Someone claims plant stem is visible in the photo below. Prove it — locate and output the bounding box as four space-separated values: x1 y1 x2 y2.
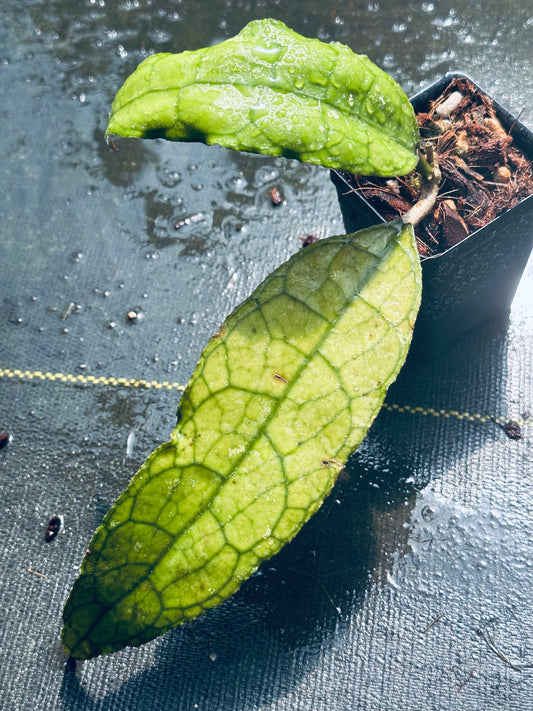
402 147 441 227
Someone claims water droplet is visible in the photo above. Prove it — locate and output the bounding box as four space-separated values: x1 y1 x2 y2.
126 430 135 458
421 505 436 522
158 169 181 188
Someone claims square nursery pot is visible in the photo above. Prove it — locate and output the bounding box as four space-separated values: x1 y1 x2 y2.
331 71 533 358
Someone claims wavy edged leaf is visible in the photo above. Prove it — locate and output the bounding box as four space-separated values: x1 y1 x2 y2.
106 19 419 176
62 220 421 659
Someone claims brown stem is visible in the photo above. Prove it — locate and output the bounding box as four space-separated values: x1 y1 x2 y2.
402 148 441 227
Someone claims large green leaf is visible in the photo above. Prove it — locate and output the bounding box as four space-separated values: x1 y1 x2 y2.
106 19 419 176
62 220 421 659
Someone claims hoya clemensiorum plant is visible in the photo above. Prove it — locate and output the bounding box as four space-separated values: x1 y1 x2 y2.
62 19 430 659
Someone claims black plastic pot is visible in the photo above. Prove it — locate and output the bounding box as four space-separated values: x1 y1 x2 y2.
331 72 533 358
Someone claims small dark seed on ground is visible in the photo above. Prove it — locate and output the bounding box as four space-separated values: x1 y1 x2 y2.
503 420 522 440
45 515 63 542
270 187 283 206
300 234 319 247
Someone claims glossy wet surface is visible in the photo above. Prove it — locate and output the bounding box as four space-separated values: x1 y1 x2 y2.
1 2 532 709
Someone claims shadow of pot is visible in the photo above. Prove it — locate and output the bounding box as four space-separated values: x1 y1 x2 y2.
331 71 533 359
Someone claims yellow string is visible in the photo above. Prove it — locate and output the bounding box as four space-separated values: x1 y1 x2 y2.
0 367 185 391
381 402 530 428
0 366 530 428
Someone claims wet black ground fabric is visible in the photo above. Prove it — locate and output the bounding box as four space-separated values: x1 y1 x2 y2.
1 1 532 709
